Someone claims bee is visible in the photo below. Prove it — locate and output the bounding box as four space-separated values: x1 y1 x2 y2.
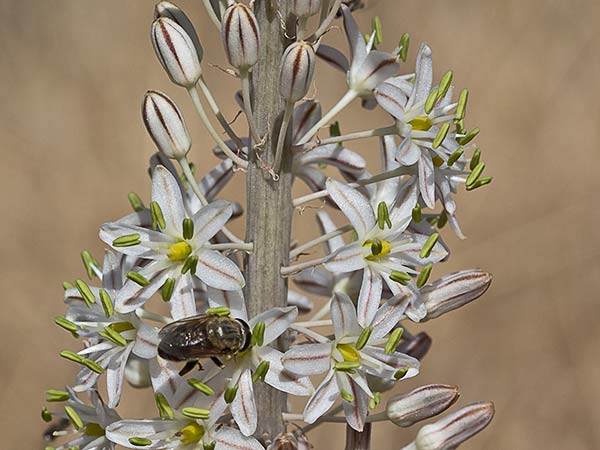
158 314 251 363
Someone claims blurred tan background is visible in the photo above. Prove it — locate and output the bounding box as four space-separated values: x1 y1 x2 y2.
1 0 599 448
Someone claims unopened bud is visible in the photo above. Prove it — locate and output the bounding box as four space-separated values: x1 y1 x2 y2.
151 17 202 87
291 0 322 18
142 90 191 160
222 3 260 71
397 332 432 361
405 402 494 450
154 2 203 59
421 270 492 321
387 384 459 427
280 41 316 103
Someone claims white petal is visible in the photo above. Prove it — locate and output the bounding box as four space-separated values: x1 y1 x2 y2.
282 343 332 376
338 373 370 431
102 251 125 291
99 223 170 258
375 81 407 120
230 369 257 436
200 160 234 201
396 137 421 166
331 292 360 339
105 419 174 448
250 306 297 345
168 272 197 320
363 347 420 379
259 347 314 396
208 287 248 321
341 5 366 66
107 345 133 408
132 323 159 359
316 44 350 73
292 101 322 144
371 293 411 338
287 290 314 314
325 243 366 274
407 43 433 108
326 179 375 237
351 51 399 92
297 144 366 174
393 234 448 266
115 265 171 313
357 267 383 328
152 165 187 236
418 151 436 209
196 248 245 290
316 211 346 254
303 371 339 424
149 357 180 403
193 200 233 243
215 427 264 450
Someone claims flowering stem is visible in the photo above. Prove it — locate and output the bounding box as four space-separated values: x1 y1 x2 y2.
187 87 249 169
290 225 353 259
240 69 262 145
281 255 330 276
345 423 372 450
299 125 397 149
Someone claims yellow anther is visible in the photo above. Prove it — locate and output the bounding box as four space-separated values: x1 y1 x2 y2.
168 241 192 261
84 423 105 437
409 116 433 131
337 343 361 363
180 423 205 444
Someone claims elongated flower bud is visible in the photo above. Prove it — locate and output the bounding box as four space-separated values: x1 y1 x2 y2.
142 91 191 160
291 0 322 18
154 1 203 59
280 41 316 103
221 3 260 71
403 402 494 450
387 385 459 427
421 270 492 321
397 332 432 360
151 17 202 87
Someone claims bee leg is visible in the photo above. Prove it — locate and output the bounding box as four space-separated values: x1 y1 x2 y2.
179 360 199 376
43 418 70 441
211 356 224 368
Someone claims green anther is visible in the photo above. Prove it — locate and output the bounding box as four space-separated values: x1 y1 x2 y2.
355 327 372 351
455 88 469 120
399 33 410 62
334 361 361 372
99 289 114 318
183 218 194 240
424 88 439 115
432 155 445 167
377 202 392 230
384 327 404 354
161 278 176 302
99 327 127 347
81 250 100 279
416 263 433 288
437 70 453 100
42 406 53 422
370 238 383 256
224 385 238 404
251 322 266 347
369 391 381 409
46 389 70 402
65 405 83 430
470 147 481 170
204 442 216 450
182 407 210 420
128 192 145 212
155 393 174 420
372 16 383 45
447 148 464 166
457 127 479 146
454 118 466 134
420 233 439 259
129 437 153 447
109 321 135 333
84 423 105 437
318 162 328 169
412 205 422 223
252 360 270 382
432 123 450 149
181 255 199 275
350 230 359 242
466 176 493 191
150 201 166 230
45 447 56 450
466 162 486 188
54 317 78 333
437 210 448 229
329 121 342 138
206 306 231 316
340 389 355 403
63 281 75 290
188 378 215 396
394 368 409 380
60 350 84 364
82 358 105 374
127 271 150 287
75 279 96 307
112 234 141 247
389 270 411 285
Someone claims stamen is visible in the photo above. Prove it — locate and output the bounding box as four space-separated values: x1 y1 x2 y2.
447 148 464 166
384 328 404 354
150 201 166 230
183 218 194 240
75 279 95 307
355 327 372 351
340 390 355 403
99 289 114 318
206 306 230 316
432 123 450 149
457 127 479 145
466 162 486 188
181 255 199 275
161 278 176 302
389 271 411 285
369 392 382 409
420 233 440 259
112 234 141 247
399 33 410 62
224 385 238 403
46 389 69 402
251 322 266 347
41 407 52 422
126 271 150 287
129 437 153 447
252 361 270 382
84 423 105 437
155 393 174 420
128 192 145 212
470 147 481 170
182 407 210 420
394 368 409 380
64 405 83 430
179 422 205 444
99 327 127 347
416 263 433 288
412 204 422 223
377 202 392 230
455 88 469 121
337 343 361 362
188 378 215 396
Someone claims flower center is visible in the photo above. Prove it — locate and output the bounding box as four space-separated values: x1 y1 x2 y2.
337 343 361 362
364 238 392 261
179 422 205 444
84 423 105 437
409 115 433 131
168 241 192 261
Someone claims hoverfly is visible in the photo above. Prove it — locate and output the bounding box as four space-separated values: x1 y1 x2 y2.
158 314 251 373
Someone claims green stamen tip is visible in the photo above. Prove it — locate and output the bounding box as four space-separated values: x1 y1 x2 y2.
161 278 176 302
329 121 342 138
82 358 105 374
432 123 450 149
80 250 100 279
384 327 404 354
389 270 411 285
182 407 210 420
65 405 83 430
454 118 466 134
394 368 409 380
466 162 486 187
128 192 145 212
370 238 383 256
204 442 216 450
206 306 231 317
369 392 381 410
355 327 372 351
416 263 433 288
99 289 114 318
181 255 199 275
432 155 445 167
112 233 141 248
60 350 84 364
224 385 238 404
99 327 127 347
420 233 439 259
251 322 266 347
150 201 166 230
457 127 479 146
455 88 469 120
75 279 96 307
155 393 174 420
54 317 78 334
438 70 453 99
377 202 392 230
424 88 439 114
399 33 410 62
372 16 383 45
466 176 493 191
335 361 361 372
447 148 464 166
340 389 355 403
437 210 448 229
188 378 215 396
41 406 53 422
63 281 75 290
46 389 70 402
183 218 194 240
129 437 153 446
45 446 56 450
412 205 422 223
252 360 270 383
470 147 481 170
127 271 150 287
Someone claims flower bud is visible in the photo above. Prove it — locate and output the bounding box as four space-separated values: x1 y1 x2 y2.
291 0 322 18
280 41 316 103
421 270 492 321
142 90 191 160
221 3 260 71
397 332 432 360
405 402 494 450
386 384 459 427
151 17 202 87
154 1 203 59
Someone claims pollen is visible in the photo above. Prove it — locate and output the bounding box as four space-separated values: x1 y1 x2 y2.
409 115 433 131
168 241 192 261
179 422 205 444
337 343 361 362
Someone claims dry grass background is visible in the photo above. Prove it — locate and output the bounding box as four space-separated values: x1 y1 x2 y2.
0 0 599 449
